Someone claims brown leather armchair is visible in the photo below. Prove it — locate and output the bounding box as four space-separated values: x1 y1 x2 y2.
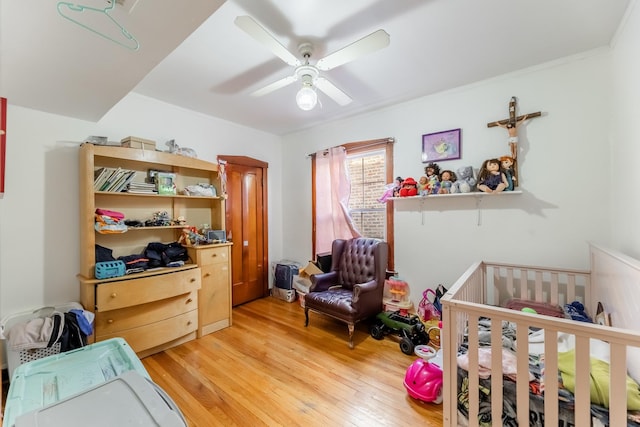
304 238 389 348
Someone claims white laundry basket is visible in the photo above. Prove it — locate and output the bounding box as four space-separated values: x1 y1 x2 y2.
0 302 83 380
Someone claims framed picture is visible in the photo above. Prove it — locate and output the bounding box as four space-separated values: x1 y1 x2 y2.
421 128 461 162
156 172 177 195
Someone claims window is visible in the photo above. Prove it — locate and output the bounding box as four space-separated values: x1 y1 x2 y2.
312 138 396 270
347 150 386 239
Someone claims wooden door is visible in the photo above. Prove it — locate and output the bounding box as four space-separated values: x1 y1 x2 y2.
218 156 269 306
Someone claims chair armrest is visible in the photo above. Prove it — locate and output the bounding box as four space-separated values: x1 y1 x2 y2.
352 279 379 309
353 280 377 297
310 271 338 292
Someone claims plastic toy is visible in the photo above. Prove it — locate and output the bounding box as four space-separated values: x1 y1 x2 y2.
404 345 444 404
370 311 429 355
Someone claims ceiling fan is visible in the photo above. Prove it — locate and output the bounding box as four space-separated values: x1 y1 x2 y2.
234 15 390 110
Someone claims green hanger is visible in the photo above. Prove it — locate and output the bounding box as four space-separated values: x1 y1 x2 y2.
57 1 139 50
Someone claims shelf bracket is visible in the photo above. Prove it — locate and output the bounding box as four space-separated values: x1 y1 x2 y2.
476 196 482 226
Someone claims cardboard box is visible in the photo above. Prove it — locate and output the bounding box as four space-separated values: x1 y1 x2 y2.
298 261 323 279
121 136 156 150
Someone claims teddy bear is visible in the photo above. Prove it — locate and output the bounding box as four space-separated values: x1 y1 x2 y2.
450 165 477 193
399 177 418 197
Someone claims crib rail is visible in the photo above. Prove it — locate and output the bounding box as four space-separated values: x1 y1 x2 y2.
442 260 640 427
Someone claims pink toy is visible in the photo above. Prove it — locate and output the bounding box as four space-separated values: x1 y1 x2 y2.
403 344 443 404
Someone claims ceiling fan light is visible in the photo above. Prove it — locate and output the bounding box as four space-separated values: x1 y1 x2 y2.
296 85 317 111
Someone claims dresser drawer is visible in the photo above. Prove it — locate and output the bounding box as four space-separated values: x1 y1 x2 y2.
96 268 201 312
95 290 198 334
96 309 198 353
194 246 229 266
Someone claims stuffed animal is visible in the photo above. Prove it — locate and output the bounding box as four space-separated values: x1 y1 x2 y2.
399 177 418 197
450 166 477 193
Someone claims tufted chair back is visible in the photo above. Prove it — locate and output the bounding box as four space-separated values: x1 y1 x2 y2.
335 238 384 291
304 237 389 349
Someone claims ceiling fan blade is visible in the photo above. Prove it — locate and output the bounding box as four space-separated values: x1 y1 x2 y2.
315 77 352 106
251 75 297 97
316 29 390 71
234 16 300 67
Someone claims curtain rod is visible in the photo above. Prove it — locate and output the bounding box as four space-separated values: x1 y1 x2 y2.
307 137 395 158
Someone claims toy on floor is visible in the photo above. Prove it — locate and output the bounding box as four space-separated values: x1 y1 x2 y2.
370 311 429 355
404 344 444 404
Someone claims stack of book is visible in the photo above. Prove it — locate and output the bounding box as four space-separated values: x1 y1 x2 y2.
126 181 157 194
94 168 136 192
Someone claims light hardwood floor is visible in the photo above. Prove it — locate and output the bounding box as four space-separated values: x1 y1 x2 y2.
143 297 443 426
1 297 443 426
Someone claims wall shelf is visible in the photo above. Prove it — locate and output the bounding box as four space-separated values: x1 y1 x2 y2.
389 190 522 201
390 190 523 226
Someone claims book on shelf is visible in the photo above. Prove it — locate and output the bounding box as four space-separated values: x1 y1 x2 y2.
94 168 137 192
94 167 115 190
126 181 157 194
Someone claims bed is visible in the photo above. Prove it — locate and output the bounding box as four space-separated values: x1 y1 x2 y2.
441 243 640 426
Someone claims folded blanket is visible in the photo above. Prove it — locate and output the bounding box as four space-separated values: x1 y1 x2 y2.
558 349 640 410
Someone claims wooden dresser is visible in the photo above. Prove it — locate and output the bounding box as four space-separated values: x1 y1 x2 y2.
79 265 201 358
186 243 233 336
78 144 230 357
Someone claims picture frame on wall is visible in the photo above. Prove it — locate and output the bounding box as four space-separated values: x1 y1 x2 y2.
421 128 461 163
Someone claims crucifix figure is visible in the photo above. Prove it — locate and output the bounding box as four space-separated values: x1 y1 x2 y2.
487 96 541 160
487 97 541 188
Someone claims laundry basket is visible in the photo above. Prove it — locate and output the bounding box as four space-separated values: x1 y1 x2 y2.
0 302 84 380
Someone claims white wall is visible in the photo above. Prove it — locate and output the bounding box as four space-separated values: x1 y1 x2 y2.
281 50 614 308
0 93 283 322
611 0 640 259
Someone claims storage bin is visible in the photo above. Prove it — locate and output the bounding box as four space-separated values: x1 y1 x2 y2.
12 370 187 427
95 260 126 279
0 302 84 379
3 338 149 427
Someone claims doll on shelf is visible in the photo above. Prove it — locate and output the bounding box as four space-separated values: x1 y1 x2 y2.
417 176 429 196
477 158 508 193
438 170 456 194
424 162 441 194
499 155 517 191
378 176 403 203
399 177 418 197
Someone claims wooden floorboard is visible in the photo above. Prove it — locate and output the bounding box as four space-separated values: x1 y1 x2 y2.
143 297 443 426
1 297 443 426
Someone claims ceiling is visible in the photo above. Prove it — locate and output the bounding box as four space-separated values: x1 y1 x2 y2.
0 0 631 136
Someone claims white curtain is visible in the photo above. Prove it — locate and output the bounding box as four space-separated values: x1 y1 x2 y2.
315 146 361 254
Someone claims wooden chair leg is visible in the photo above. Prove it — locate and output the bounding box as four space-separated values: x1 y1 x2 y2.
347 323 355 349
304 307 310 326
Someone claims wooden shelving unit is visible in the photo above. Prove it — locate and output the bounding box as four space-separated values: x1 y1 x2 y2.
77 143 232 357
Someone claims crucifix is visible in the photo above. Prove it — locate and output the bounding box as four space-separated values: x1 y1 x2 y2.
487 96 541 160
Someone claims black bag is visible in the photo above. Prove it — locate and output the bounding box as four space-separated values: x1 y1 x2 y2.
144 242 188 267
432 284 448 315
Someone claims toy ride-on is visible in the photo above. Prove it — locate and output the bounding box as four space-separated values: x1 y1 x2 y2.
370 310 430 355
404 345 444 404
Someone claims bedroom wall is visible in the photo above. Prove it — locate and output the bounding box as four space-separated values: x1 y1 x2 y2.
281 50 614 309
0 93 283 321
610 0 640 259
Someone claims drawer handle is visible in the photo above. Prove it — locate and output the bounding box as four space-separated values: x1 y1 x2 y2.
204 273 211 278
107 319 114 324
111 293 117 298
186 298 193 304
187 320 192 325
211 254 217 258
190 278 196 282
